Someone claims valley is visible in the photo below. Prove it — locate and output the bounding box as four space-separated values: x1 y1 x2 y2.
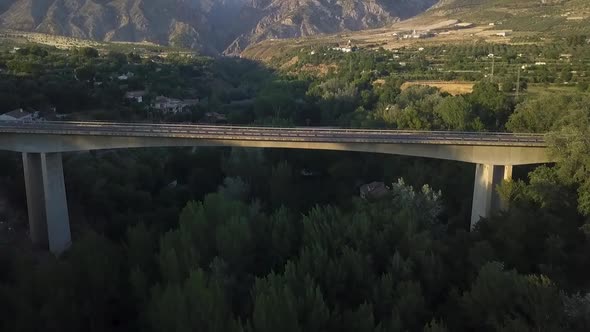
1 1 590 331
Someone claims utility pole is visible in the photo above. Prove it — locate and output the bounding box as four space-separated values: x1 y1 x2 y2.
491 55 495 78
488 53 495 79
516 66 521 100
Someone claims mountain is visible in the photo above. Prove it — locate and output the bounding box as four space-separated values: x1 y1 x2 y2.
0 0 225 54
241 0 590 61
0 0 438 54
224 0 438 54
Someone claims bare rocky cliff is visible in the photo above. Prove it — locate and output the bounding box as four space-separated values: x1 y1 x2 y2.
225 0 438 54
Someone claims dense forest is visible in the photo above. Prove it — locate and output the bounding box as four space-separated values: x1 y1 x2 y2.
0 40 590 331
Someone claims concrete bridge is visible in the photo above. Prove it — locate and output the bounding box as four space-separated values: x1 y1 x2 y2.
0 121 553 254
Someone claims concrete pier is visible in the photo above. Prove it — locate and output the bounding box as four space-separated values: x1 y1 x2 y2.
22 153 48 248
470 164 513 229
22 152 71 254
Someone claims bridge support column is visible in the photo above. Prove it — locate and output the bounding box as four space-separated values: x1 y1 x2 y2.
23 153 48 248
22 152 71 255
470 164 512 229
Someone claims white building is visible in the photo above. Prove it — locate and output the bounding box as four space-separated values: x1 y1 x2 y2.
495 31 512 37
403 30 434 39
117 72 135 81
332 47 352 53
152 96 199 113
0 109 33 121
125 90 147 103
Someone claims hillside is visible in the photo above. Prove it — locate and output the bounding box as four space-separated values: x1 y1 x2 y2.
0 0 437 55
428 0 590 34
243 0 590 61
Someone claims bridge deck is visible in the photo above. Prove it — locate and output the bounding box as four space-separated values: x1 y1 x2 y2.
0 121 547 147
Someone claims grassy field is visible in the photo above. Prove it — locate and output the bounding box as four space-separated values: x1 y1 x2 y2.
526 83 588 97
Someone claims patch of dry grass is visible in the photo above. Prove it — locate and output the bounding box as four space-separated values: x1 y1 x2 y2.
401 80 475 95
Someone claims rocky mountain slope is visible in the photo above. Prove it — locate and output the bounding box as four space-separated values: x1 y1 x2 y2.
224 0 438 54
0 0 438 54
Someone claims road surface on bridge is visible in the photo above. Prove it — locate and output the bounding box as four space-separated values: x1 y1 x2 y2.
0 121 547 147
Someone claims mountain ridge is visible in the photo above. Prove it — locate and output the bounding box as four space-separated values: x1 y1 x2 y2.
0 0 438 54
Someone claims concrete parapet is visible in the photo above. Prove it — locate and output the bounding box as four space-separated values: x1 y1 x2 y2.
0 134 553 165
